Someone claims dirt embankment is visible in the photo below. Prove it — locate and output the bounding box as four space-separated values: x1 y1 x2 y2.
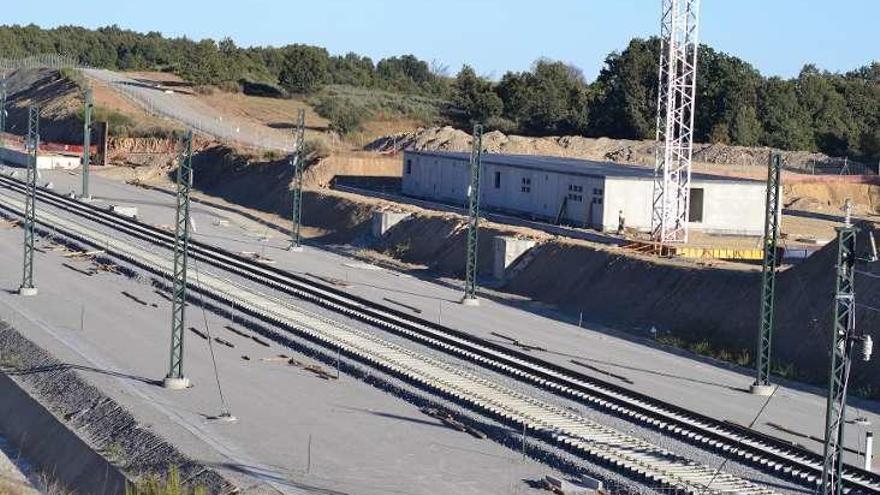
368 126 861 171
173 146 880 396
4 69 82 143
188 146 376 244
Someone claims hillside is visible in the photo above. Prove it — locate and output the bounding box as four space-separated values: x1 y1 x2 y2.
1 24 878 163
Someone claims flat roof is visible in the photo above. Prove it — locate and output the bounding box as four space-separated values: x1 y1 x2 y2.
406 150 761 184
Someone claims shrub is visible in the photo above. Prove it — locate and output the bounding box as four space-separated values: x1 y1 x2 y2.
126 466 206 495
217 80 242 94
314 97 369 135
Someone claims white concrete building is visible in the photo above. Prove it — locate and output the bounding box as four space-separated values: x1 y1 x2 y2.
402 150 768 236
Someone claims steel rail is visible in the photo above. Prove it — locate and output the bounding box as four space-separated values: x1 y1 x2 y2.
1 175 878 494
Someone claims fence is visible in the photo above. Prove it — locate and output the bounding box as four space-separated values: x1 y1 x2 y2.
0 54 295 153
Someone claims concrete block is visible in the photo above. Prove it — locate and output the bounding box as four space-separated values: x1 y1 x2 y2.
163 376 191 390
110 205 138 220
371 211 411 238
493 236 536 279
17 286 38 297
460 296 480 306
543 475 602 495
749 384 775 396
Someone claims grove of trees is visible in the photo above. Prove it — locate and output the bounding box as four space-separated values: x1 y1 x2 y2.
1 24 877 161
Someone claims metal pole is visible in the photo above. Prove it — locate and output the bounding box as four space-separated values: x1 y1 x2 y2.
866 431 874 471
462 124 484 305
164 130 194 390
81 88 93 200
821 220 857 495
0 81 7 158
752 153 782 395
19 106 39 297
289 109 306 252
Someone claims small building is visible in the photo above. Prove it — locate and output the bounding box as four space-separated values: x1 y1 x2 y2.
401 150 768 236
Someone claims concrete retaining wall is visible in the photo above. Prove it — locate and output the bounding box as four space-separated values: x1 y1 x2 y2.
0 146 81 170
0 371 127 494
0 323 236 494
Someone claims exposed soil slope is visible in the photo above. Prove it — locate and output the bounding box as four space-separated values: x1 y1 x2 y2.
368 126 859 171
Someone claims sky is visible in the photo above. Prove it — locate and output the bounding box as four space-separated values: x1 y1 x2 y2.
4 0 878 81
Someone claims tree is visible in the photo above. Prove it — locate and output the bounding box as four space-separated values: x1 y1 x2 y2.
757 78 813 150
587 38 659 139
496 60 590 135
329 53 375 87
696 46 762 146
179 39 227 85
452 65 502 123
277 45 330 94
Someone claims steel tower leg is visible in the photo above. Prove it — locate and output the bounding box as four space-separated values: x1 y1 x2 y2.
462 124 484 306
821 222 857 495
289 109 306 252
19 106 39 297
0 81 7 158
651 0 701 247
81 88 93 200
751 153 783 395
164 130 194 390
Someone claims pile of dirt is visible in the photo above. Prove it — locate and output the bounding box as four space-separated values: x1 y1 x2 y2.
367 126 855 171
375 212 543 276
785 181 880 215
304 151 401 188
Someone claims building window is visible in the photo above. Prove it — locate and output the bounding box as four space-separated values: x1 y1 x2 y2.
689 188 705 223
567 193 583 202
568 184 583 193
406 159 412 175
494 171 501 189
521 186 531 193
592 197 603 205
593 188 604 196
521 177 531 193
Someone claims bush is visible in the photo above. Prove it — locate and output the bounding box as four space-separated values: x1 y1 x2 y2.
303 138 331 159
126 466 206 495
88 105 135 135
217 80 242 93
314 97 369 135
59 67 87 89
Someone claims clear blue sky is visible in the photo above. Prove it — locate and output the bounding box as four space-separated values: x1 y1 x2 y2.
4 0 878 80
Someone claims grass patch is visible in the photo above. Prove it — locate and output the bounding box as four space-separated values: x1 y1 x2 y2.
654 331 821 386
58 67 87 91
77 105 178 139
126 466 206 495
311 85 449 131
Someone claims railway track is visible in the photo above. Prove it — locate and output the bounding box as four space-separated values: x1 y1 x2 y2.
1 174 878 494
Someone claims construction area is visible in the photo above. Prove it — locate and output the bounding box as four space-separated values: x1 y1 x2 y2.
0 2 878 495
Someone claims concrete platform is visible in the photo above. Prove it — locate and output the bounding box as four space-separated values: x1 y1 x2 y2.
22 167 880 470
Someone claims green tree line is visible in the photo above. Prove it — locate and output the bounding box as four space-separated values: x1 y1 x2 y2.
454 39 879 162
1 25 877 160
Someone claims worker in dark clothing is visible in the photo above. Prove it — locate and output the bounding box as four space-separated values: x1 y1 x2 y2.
617 210 626 235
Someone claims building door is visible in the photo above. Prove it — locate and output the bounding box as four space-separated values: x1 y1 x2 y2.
689 188 704 223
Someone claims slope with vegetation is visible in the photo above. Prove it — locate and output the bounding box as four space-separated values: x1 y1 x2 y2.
0 25 876 162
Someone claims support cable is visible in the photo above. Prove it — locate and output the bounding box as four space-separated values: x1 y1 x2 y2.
191 254 234 421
